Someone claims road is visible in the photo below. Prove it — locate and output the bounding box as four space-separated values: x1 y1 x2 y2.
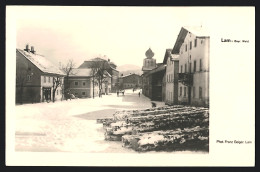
15 89 165 153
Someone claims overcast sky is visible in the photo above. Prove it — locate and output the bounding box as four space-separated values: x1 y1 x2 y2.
13 6 253 68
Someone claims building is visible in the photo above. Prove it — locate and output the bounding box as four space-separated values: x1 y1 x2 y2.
16 45 65 104
118 73 142 89
163 49 179 105
172 26 209 106
68 68 99 98
142 63 166 101
78 57 119 93
142 48 157 74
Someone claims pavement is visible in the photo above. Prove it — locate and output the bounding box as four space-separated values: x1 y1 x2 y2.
15 89 166 153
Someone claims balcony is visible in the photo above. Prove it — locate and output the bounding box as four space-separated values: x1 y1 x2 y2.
178 73 193 86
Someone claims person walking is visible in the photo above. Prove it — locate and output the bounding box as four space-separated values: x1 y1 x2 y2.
117 90 119 97
138 91 140 97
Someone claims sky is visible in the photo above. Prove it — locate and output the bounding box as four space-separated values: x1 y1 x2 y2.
13 6 254 68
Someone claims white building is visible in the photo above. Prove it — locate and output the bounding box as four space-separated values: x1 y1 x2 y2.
172 26 209 106
163 49 179 105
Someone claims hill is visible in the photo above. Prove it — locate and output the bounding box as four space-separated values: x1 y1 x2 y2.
116 64 142 76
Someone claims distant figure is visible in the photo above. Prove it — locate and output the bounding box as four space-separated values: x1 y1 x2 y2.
151 102 156 108
117 90 119 97
122 90 125 96
138 92 140 97
133 88 134 92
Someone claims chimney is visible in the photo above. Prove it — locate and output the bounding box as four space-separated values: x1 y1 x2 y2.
121 74 123 76
30 46 36 54
108 58 110 62
24 44 30 52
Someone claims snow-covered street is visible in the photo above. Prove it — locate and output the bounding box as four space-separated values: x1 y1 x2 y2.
15 89 166 153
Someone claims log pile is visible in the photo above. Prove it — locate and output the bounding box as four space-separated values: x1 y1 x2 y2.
97 105 209 152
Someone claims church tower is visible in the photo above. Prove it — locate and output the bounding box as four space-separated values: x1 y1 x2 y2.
142 48 156 74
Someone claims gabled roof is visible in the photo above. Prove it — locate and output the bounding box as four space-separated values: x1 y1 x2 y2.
163 48 172 64
17 49 65 76
172 26 209 54
143 63 166 76
183 26 209 37
69 68 93 77
78 58 118 72
120 73 141 78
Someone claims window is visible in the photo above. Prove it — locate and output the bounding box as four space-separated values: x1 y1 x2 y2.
201 40 203 44
194 39 197 47
184 87 187 97
190 41 192 50
75 92 78 96
75 81 78 86
27 75 32 81
82 92 85 96
193 87 196 98
180 87 182 96
181 65 183 73
194 60 197 72
200 59 202 71
185 44 187 52
185 64 187 73
48 77 50 83
83 82 86 86
199 87 202 99
189 62 192 73
44 76 46 83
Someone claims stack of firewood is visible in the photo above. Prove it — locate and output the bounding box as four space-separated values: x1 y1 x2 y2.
97 105 209 152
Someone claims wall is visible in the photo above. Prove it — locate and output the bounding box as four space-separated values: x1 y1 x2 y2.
68 77 92 98
178 31 209 106
122 74 142 89
16 50 42 103
165 58 174 105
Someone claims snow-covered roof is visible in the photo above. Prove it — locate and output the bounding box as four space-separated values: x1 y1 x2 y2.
69 68 93 77
163 48 173 64
145 64 166 75
121 73 140 78
17 49 65 76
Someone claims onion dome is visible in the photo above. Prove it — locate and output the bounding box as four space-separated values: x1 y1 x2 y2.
145 48 154 59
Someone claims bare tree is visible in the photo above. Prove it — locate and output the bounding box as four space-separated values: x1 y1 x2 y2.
62 59 76 99
90 66 98 99
52 76 63 102
90 60 110 98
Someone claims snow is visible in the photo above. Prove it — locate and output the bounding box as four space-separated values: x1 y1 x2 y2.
15 89 165 153
17 49 65 75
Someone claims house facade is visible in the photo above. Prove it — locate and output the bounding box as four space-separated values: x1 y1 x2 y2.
172 26 209 106
68 68 99 98
16 46 65 104
142 64 166 101
119 73 142 89
78 57 119 93
163 49 179 105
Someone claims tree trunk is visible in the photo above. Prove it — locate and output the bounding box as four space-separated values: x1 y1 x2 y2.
52 89 56 102
92 77 94 99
